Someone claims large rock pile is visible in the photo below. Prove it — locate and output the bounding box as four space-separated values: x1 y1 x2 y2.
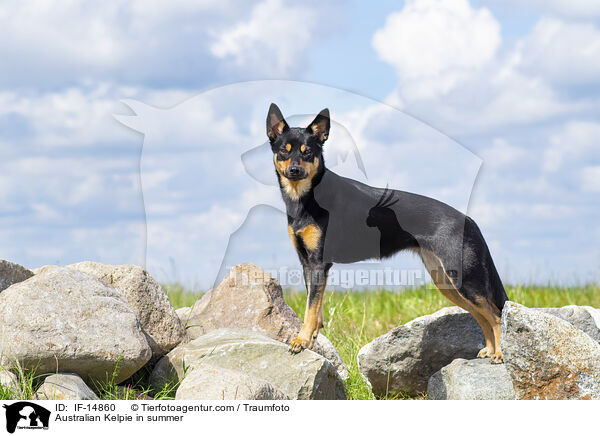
0 259 347 400
0 267 153 384
358 301 600 400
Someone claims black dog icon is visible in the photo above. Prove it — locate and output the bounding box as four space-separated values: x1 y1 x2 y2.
3 402 50 433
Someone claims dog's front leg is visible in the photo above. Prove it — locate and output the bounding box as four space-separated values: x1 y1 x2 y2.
290 264 330 353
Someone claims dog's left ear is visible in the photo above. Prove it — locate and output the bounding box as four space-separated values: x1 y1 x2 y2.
306 108 330 143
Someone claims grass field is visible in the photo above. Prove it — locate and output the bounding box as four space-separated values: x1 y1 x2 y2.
164 283 600 400
1 284 598 400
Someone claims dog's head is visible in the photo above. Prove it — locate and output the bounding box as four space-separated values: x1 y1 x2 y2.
266 103 329 182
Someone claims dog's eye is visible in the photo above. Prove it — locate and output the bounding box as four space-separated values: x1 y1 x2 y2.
302 148 311 156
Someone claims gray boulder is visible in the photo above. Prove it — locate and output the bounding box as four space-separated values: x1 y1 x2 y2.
175 365 288 400
65 261 185 359
358 306 485 396
0 260 33 291
0 267 152 384
151 329 346 400
35 373 99 400
428 358 515 400
501 301 600 400
186 263 348 379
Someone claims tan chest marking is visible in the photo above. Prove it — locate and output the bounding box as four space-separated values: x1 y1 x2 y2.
296 224 321 251
274 155 319 201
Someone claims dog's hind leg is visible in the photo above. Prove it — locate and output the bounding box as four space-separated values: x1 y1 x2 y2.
419 249 500 362
472 296 503 363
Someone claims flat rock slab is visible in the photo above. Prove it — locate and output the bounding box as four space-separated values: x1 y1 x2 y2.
502 302 600 400
175 365 288 400
428 358 516 400
35 373 99 400
151 329 346 400
187 263 348 379
358 306 485 396
0 260 33 292
0 267 152 384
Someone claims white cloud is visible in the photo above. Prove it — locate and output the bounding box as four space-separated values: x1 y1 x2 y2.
0 0 327 88
372 2 600 135
372 0 501 99
210 0 318 75
515 17 600 86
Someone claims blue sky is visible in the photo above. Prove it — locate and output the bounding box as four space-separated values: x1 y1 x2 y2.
1 0 599 288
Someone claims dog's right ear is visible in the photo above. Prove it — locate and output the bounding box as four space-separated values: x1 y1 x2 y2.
266 103 289 141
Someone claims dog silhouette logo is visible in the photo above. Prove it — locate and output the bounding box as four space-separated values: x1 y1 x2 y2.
2 402 50 433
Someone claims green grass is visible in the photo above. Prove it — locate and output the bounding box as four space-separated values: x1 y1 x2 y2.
2 284 598 400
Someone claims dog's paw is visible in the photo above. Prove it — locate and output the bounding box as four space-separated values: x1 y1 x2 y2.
289 336 309 353
489 351 504 364
477 346 493 358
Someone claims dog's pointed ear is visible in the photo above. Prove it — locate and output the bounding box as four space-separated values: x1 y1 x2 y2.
307 108 330 143
266 103 289 141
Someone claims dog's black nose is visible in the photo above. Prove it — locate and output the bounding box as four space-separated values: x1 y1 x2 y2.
289 166 302 176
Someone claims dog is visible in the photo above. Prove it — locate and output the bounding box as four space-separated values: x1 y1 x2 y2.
266 103 508 363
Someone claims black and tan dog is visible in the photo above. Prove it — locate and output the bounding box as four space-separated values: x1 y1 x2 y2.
267 104 508 363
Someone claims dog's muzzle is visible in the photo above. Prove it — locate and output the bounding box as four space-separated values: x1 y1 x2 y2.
285 165 306 180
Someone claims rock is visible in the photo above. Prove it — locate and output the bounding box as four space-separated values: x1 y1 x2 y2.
65 261 185 359
358 306 485 396
0 260 33 292
151 329 346 400
427 358 515 400
175 307 192 327
501 301 600 400
186 263 348 379
0 369 18 394
34 373 98 400
175 365 288 400
537 306 600 344
0 267 152 384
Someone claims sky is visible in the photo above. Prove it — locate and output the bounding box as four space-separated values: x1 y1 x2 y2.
0 0 599 289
